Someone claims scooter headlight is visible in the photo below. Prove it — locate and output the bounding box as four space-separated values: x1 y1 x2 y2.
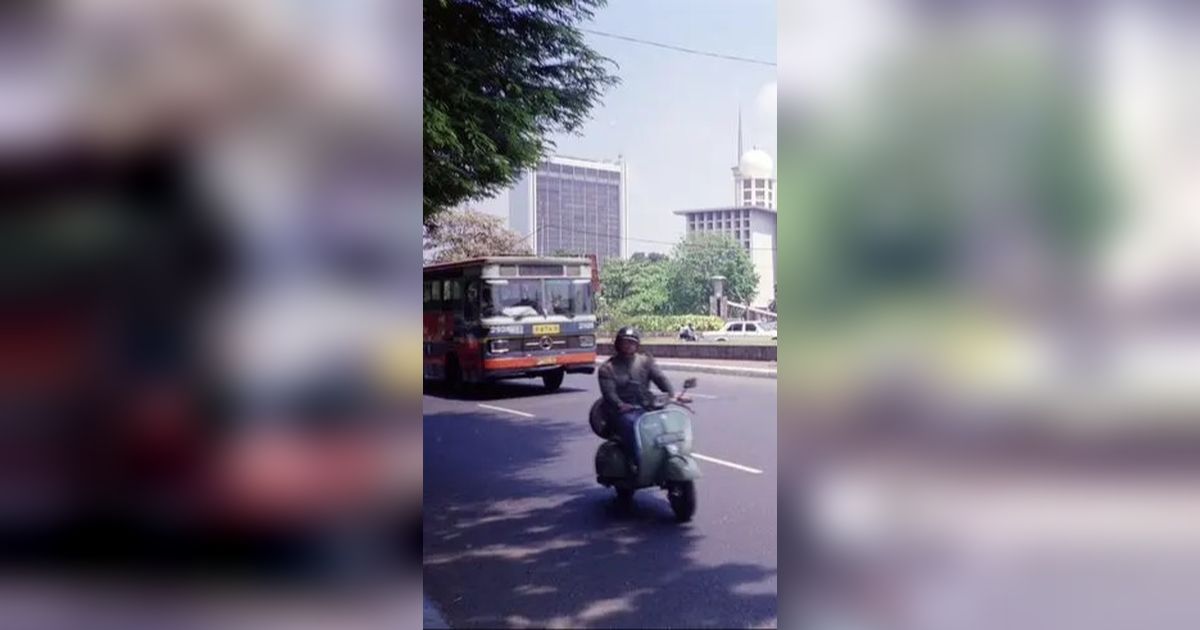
665 444 680 455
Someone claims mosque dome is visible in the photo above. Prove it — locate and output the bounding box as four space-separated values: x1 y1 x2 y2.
738 149 774 179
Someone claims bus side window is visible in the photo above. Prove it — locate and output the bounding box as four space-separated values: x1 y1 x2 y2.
480 283 494 317
430 280 442 307
423 281 432 311
445 280 463 313
465 281 479 320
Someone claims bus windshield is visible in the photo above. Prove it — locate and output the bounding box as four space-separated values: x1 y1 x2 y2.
481 278 594 319
483 280 545 318
546 279 593 317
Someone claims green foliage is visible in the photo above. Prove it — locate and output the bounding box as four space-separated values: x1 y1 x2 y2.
599 236 759 317
599 257 672 316
424 208 532 263
423 0 619 221
599 315 725 336
667 233 759 314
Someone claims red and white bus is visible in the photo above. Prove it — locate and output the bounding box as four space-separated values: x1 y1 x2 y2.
423 256 598 390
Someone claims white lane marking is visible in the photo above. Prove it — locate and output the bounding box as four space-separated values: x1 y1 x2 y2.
477 403 536 418
688 393 718 399
693 453 763 475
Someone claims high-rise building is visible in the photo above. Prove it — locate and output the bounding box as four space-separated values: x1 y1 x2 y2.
674 113 777 308
509 155 627 266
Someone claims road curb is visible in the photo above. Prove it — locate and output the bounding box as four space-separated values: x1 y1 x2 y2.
424 595 450 629
595 357 776 380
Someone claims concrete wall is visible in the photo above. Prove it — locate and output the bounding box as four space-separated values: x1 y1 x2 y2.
597 342 777 361
749 210 776 308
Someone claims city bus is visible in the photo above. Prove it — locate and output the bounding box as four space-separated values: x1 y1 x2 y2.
423 256 597 390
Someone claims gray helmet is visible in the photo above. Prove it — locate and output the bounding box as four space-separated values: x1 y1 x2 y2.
614 326 641 345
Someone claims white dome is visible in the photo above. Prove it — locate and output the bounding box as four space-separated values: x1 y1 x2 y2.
738 149 774 178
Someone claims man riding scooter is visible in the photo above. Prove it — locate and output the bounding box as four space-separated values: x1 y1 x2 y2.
597 327 690 475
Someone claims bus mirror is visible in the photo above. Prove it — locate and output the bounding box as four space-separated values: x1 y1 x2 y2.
683 378 697 389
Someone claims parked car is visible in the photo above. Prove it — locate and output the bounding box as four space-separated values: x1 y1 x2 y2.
706 320 777 341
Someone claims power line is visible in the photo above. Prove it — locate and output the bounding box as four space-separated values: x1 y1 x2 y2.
580 28 776 67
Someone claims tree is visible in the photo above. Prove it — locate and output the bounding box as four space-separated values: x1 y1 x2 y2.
423 0 619 222
424 209 532 263
667 234 759 314
600 257 672 316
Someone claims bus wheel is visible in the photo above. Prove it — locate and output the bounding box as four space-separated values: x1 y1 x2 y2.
542 369 564 392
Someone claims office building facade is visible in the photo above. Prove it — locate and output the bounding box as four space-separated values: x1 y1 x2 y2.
509 156 627 266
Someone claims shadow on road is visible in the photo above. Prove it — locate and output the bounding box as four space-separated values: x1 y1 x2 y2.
423 409 776 628
423 380 589 402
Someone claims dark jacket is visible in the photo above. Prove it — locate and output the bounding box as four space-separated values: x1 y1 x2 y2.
598 353 674 411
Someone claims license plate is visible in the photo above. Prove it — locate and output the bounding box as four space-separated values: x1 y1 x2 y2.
537 356 558 365
532 324 560 335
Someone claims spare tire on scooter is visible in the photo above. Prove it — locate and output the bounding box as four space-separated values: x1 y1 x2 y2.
589 398 614 439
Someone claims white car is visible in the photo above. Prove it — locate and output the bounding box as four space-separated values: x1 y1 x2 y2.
707 320 777 341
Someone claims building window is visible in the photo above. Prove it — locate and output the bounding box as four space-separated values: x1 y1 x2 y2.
743 180 752 190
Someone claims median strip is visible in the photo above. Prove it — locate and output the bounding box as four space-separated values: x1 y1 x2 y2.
477 403 536 418
693 453 764 475
596 357 776 380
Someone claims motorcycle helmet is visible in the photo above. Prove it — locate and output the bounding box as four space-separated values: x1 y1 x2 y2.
614 326 641 346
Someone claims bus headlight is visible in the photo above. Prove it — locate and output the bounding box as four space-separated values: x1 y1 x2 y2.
578 335 595 348
489 339 510 354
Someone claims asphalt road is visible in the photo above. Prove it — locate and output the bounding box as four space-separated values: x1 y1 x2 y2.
423 372 778 629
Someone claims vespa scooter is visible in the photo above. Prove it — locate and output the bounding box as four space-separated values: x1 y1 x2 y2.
589 378 702 522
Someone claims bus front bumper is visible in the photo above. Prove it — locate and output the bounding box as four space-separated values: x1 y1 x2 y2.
481 353 596 380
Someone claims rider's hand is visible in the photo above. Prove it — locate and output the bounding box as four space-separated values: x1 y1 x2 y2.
618 402 637 412
675 393 692 404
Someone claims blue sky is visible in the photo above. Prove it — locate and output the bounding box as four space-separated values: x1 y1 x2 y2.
473 0 777 255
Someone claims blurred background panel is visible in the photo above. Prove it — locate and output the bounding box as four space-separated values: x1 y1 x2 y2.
779 1 1200 629
0 0 421 627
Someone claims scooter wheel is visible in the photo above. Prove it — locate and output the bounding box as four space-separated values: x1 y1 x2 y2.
668 481 696 523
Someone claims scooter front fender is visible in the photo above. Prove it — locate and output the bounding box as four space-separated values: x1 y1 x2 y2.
664 454 701 481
